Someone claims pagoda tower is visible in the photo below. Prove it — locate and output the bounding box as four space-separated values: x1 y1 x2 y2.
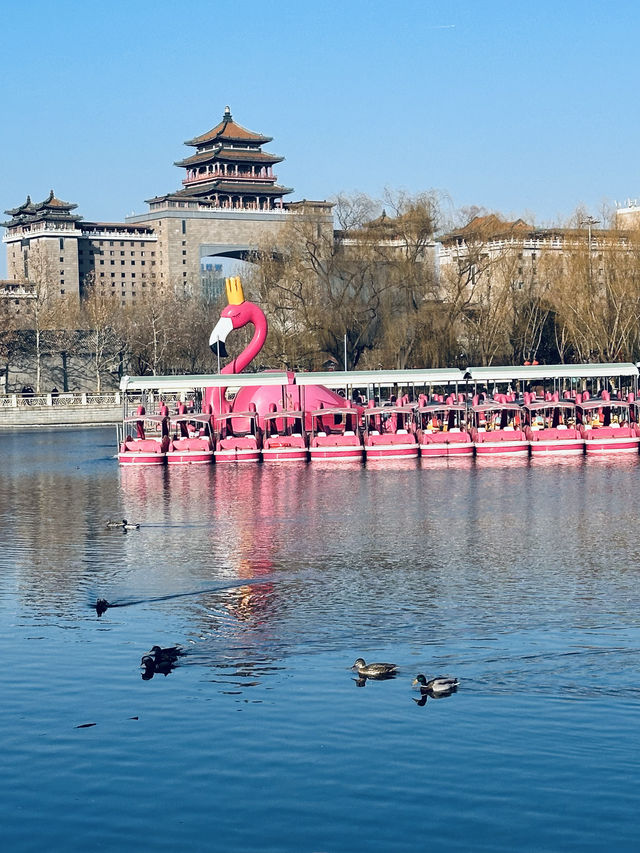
152 106 292 211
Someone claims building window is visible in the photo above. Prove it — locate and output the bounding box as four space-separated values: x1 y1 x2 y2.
59 238 64 250
110 260 115 265
181 220 186 234
60 289 65 294
120 251 124 256
120 241 124 247
130 242 134 247
100 272 105 277
121 273 125 278
132 273 136 278
121 261 125 265
111 273 115 278
60 257 64 262
141 261 145 266
109 241 114 246
100 260 104 265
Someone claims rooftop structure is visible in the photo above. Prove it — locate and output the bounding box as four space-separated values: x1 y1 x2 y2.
146 106 293 212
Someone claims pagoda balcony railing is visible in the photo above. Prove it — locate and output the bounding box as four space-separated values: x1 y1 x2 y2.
182 171 276 186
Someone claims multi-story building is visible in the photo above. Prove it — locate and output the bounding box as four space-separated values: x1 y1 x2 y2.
2 191 156 307
2 107 333 307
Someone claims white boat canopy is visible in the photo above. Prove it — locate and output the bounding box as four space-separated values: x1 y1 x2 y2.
120 372 292 393
466 363 638 382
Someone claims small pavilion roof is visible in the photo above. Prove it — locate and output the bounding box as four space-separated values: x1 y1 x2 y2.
4 195 36 217
34 189 78 212
184 106 272 147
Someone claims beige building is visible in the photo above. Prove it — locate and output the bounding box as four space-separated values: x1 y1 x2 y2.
2 108 332 308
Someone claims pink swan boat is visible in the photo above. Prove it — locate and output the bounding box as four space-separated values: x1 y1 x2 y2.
471 399 529 457
118 407 169 466
308 405 364 462
577 392 639 454
416 400 473 457
363 403 419 460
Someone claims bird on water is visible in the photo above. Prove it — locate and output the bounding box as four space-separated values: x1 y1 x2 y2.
144 645 186 665
352 658 397 678
412 674 459 694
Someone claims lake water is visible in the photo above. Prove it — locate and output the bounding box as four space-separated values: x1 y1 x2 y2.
1 427 639 852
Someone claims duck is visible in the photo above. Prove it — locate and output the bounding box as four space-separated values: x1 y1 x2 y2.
352 658 397 678
106 519 126 529
144 645 186 665
412 673 459 694
95 598 110 616
123 521 140 530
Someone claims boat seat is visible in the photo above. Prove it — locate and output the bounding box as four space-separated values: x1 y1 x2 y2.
504 425 515 431
317 431 327 437
397 429 408 434
557 424 568 430
369 430 379 435
292 432 302 438
344 430 355 436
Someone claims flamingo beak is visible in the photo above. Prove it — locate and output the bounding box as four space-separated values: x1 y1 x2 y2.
209 316 233 357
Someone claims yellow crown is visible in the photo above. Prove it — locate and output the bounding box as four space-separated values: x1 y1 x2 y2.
225 276 245 305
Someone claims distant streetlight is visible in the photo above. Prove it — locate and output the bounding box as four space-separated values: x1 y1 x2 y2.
579 215 600 286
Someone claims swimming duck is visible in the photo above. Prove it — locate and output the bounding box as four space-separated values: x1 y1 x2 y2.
412 674 459 694
352 658 397 678
123 521 140 530
95 598 110 616
106 519 126 529
144 645 186 665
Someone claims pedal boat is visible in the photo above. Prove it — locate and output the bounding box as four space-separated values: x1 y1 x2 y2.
308 406 364 462
524 400 584 455
214 410 262 463
471 401 529 457
363 404 419 460
118 413 169 465
261 410 308 462
416 402 473 457
166 413 215 465
578 395 640 454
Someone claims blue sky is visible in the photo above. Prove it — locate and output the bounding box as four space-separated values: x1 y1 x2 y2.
2 0 639 275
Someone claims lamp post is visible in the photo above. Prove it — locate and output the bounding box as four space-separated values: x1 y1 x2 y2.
580 215 600 285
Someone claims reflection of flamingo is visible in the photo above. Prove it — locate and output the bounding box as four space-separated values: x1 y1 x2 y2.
206 277 349 428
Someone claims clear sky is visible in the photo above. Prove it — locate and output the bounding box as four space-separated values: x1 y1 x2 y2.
2 0 639 276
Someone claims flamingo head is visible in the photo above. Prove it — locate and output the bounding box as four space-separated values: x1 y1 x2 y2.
209 276 249 356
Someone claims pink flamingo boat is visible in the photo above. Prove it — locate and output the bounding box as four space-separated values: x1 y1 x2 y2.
118 408 169 466
471 399 529 457
214 409 262 463
309 405 364 462
206 277 351 428
166 411 215 465
524 396 584 455
416 399 473 457
363 403 419 460
261 407 308 462
577 392 639 454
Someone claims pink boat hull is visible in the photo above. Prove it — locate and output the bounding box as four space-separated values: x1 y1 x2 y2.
474 441 529 457
262 447 308 462
167 450 214 465
583 436 640 454
309 446 363 462
365 443 419 459
118 437 168 466
530 439 584 455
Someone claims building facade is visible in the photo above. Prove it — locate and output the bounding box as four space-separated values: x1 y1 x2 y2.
2 108 333 306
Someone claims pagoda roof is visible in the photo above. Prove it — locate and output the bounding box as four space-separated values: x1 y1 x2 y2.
184 106 272 147
34 189 78 212
4 195 36 217
175 148 283 168
177 180 293 197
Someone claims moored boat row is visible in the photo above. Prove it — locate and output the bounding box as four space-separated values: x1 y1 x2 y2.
117 391 640 465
